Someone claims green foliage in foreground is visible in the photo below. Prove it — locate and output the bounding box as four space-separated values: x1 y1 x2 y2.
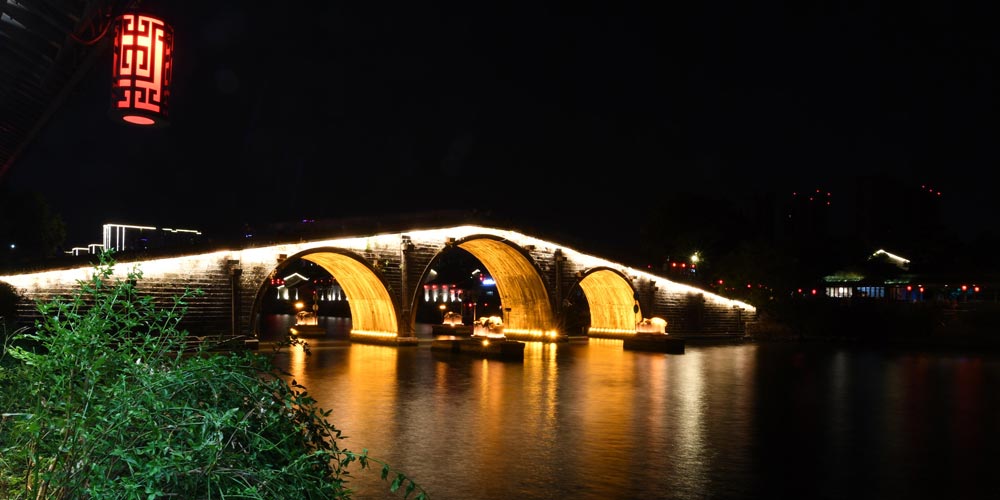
0 252 427 499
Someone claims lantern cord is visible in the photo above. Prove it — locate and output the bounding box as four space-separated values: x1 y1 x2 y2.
69 17 113 46
69 0 143 46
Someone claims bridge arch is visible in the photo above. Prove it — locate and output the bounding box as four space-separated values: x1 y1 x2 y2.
573 267 642 338
418 234 559 340
251 247 402 342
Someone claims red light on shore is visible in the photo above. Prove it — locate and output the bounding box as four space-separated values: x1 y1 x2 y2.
110 14 173 127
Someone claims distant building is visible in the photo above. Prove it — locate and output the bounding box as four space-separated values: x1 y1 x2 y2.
102 223 202 252
422 270 502 324
103 224 157 252
269 271 346 304
64 223 204 256
814 248 990 303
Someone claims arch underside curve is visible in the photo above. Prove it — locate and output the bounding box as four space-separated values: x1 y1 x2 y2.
458 238 558 339
579 269 640 338
302 252 399 339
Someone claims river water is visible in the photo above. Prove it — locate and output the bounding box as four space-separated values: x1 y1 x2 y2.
260 315 999 500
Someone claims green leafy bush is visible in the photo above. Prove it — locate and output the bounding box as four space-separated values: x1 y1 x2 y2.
0 252 426 499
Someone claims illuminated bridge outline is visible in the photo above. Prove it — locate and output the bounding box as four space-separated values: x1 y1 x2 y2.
0 225 756 346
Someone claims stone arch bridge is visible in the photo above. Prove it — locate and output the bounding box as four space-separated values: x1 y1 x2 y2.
0 225 756 346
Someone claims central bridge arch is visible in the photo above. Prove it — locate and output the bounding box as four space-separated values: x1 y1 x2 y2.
440 234 559 339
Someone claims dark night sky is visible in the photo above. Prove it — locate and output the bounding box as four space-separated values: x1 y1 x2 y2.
2 1 998 247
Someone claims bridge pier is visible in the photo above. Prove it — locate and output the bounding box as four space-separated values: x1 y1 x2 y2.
622 333 685 354
349 333 419 347
430 337 525 360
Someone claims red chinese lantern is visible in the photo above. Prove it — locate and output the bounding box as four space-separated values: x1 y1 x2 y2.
109 13 173 126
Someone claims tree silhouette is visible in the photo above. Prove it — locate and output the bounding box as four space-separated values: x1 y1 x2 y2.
0 189 66 269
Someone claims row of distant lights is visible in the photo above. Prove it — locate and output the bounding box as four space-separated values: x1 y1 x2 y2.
921 184 943 196
269 277 337 286
791 188 833 206
795 284 980 296
716 281 774 293
789 183 943 207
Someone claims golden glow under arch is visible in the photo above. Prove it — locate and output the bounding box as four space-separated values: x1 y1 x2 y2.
577 268 640 338
457 237 558 339
301 251 399 338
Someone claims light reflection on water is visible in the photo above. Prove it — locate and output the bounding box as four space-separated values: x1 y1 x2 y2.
263 316 1000 500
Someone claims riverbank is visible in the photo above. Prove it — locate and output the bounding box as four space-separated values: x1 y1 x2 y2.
746 300 1000 352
